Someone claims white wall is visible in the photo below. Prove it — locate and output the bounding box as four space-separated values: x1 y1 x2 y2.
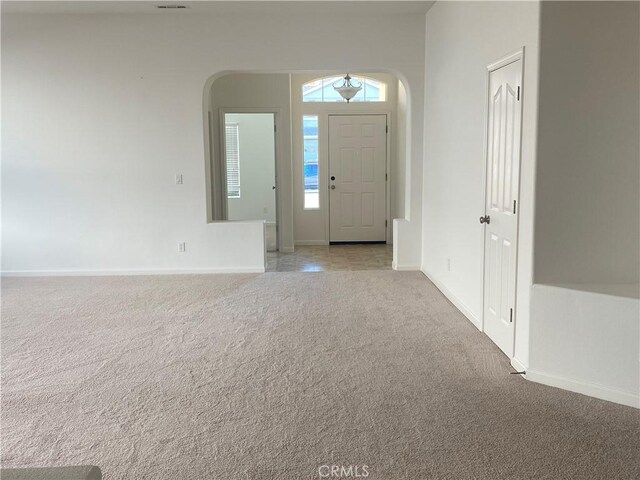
422 1 540 368
2 7 426 274
528 1 640 407
225 114 277 223
392 81 413 270
290 72 401 246
529 285 639 408
533 1 640 287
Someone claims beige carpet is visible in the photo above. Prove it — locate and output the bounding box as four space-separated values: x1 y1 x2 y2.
2 272 638 479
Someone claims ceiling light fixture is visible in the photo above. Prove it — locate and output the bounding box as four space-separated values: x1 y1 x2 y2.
333 74 362 103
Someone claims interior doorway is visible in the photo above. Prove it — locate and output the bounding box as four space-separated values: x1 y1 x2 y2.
481 51 524 358
221 112 279 251
328 114 388 243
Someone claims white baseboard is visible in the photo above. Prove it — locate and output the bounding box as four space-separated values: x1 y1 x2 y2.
294 240 329 246
422 268 481 330
526 368 639 409
2 266 266 277
279 246 295 253
392 262 420 271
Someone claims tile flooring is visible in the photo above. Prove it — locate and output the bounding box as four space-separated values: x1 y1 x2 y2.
266 244 393 272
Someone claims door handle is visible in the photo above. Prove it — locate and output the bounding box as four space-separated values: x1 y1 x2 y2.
479 215 490 224
330 185 336 190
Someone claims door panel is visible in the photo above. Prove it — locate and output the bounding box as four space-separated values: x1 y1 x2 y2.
329 115 387 242
362 148 376 182
483 58 522 357
488 233 499 317
341 149 354 181
340 193 354 227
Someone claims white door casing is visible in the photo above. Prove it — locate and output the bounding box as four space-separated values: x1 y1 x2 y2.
328 115 387 242
482 53 523 358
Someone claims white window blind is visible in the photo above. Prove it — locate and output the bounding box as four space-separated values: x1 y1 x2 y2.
225 123 240 199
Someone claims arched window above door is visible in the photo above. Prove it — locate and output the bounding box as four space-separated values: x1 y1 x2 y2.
302 75 386 103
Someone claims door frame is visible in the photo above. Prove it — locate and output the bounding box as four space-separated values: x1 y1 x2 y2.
326 112 392 244
480 47 525 353
219 108 283 251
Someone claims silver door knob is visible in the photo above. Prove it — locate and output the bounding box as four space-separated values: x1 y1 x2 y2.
479 215 490 224
330 185 336 190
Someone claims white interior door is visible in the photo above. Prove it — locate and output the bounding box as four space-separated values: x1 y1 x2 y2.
328 115 387 242
482 57 523 358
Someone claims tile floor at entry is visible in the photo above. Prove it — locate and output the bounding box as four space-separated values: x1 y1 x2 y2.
267 244 393 272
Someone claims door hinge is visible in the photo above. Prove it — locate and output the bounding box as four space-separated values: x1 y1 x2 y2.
274 124 277 133
513 200 517 214
385 220 388 228
517 86 521 101
509 308 513 323
386 125 388 133
385 173 388 181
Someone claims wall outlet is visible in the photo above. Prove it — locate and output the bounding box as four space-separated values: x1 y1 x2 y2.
175 174 183 185
178 242 186 253
447 258 451 271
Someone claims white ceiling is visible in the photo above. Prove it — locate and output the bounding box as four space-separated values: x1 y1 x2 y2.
2 0 436 15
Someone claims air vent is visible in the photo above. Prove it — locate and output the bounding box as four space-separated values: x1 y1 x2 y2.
156 5 188 9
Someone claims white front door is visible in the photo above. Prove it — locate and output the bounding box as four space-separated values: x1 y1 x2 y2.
328 115 387 242
482 57 523 357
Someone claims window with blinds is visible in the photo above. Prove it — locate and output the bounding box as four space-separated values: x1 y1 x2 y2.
225 123 240 199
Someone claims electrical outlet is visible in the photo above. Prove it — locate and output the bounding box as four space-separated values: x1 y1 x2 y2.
175 174 183 185
447 258 451 271
178 242 186 253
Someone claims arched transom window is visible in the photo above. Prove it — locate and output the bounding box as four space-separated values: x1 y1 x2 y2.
302 75 386 103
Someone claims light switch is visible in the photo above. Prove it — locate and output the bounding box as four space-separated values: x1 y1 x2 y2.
175 174 183 185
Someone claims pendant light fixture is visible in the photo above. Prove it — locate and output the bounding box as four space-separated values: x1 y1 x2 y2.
333 74 362 103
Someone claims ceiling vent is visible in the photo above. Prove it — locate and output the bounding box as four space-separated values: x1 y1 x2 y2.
156 5 189 9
